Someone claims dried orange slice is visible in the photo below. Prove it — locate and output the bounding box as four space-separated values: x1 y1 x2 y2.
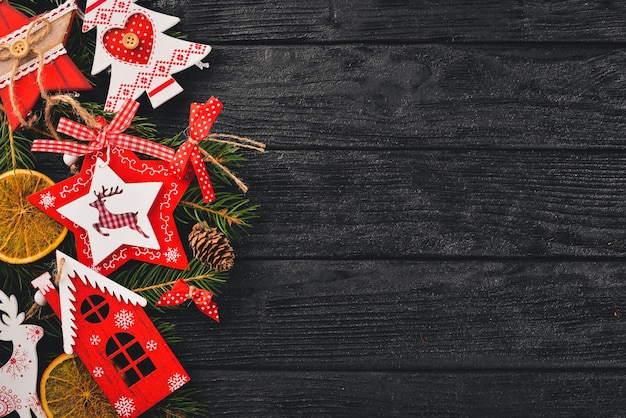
0 169 66 264
41 353 117 417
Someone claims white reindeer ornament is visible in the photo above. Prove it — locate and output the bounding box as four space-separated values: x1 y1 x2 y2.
0 291 45 417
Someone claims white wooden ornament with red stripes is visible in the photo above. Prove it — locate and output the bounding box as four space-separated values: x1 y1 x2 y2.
82 0 211 111
103 13 154 65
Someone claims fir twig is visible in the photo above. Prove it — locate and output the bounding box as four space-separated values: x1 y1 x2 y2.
178 189 258 238
113 259 227 306
154 318 181 344
151 388 208 418
0 3 262 417
180 200 243 226
133 274 218 294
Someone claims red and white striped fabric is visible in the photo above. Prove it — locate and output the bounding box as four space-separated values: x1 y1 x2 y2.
31 99 175 161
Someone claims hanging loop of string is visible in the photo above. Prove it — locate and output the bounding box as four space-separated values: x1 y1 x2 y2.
0 17 102 139
0 18 52 129
201 133 266 194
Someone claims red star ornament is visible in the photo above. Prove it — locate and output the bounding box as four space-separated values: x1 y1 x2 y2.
0 0 92 130
28 147 192 275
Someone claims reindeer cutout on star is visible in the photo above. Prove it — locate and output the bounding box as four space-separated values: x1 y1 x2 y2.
27 147 191 275
57 158 162 265
0 291 45 418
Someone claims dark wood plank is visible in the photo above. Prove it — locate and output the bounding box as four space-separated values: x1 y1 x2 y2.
231 149 626 258
151 0 626 43
171 260 626 369
140 45 626 149
189 369 626 417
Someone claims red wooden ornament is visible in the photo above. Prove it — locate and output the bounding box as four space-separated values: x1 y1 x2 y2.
32 252 190 418
27 146 191 275
0 0 91 131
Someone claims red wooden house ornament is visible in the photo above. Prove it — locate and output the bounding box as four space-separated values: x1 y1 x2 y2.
31 251 189 417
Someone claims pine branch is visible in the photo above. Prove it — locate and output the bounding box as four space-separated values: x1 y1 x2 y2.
149 388 208 418
178 190 259 238
180 200 244 226
113 259 227 306
0 114 36 172
0 4 261 417
154 318 182 344
12 2 37 17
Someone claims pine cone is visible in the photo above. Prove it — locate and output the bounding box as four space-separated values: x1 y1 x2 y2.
188 223 235 271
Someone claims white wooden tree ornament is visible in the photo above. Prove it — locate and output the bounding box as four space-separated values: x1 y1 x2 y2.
82 0 211 111
0 291 45 418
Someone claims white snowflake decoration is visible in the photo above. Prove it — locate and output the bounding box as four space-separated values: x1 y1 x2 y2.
114 309 135 330
167 373 189 392
38 192 56 209
145 340 158 352
25 392 43 414
25 327 43 343
2 347 31 379
114 396 136 417
164 247 181 264
92 366 104 378
0 386 20 415
89 334 101 346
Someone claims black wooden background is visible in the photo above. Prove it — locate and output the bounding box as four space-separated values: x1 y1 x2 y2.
88 1 626 416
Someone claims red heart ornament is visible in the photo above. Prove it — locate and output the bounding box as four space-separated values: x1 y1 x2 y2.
103 13 154 65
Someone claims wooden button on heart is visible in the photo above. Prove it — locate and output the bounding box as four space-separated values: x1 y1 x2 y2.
103 13 154 65
122 33 139 50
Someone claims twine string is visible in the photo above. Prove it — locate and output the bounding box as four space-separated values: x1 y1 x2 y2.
195 133 266 193
44 94 103 140
0 18 101 138
206 133 266 153
0 18 52 128
187 285 197 300
24 301 39 321
199 147 249 193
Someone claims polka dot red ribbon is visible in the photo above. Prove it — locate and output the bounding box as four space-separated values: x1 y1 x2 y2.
155 279 220 322
169 97 223 203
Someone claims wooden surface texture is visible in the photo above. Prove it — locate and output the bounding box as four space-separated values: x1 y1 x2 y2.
113 0 626 416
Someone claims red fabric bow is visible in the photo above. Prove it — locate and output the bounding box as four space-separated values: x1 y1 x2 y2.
169 96 223 203
31 99 175 161
155 279 220 322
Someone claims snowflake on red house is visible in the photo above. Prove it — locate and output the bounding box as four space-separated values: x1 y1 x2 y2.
32 251 190 418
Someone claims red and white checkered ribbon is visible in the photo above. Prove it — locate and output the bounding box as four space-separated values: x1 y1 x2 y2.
155 279 219 322
170 97 223 203
31 99 175 161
